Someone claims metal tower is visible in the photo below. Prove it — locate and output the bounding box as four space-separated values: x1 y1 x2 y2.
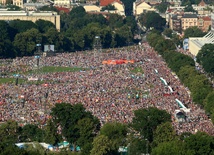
93 36 102 52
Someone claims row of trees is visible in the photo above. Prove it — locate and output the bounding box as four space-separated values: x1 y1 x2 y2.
1 103 214 155
0 6 138 58
147 30 214 121
196 43 214 76
138 11 166 31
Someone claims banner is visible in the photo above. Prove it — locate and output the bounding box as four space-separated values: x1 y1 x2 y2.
28 77 38 81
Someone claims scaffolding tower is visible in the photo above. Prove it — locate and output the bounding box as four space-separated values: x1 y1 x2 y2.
93 36 102 52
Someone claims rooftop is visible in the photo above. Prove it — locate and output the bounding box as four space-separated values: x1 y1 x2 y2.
198 0 206 6
100 0 122 6
182 14 197 18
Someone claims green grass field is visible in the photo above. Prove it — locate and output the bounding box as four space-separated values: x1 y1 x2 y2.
0 66 88 84
0 78 25 84
28 66 87 74
130 67 144 74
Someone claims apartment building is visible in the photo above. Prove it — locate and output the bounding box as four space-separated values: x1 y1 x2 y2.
198 16 211 32
170 14 182 33
13 0 24 8
181 14 198 31
54 0 70 7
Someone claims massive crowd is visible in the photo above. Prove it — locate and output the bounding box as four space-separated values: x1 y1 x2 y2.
0 42 213 136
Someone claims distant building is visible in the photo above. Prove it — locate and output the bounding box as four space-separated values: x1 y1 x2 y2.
181 14 198 31
55 7 71 14
198 16 211 32
100 0 121 6
100 0 125 16
54 0 70 8
133 1 155 16
169 14 182 33
0 11 60 31
0 0 7 5
83 5 101 13
110 1 125 16
165 0 181 6
144 0 161 5
13 0 24 8
23 3 49 11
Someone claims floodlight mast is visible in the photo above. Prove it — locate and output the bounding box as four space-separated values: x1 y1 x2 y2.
93 36 102 52
93 36 102 61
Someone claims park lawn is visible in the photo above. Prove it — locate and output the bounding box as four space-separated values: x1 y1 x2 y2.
28 66 88 74
130 67 144 74
0 77 53 85
0 78 25 84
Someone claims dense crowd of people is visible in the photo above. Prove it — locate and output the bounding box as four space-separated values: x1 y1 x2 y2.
0 42 213 136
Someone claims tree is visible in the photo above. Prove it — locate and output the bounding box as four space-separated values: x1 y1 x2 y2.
184 26 205 38
147 32 162 47
101 4 116 11
108 14 124 29
155 2 169 13
44 119 62 145
124 16 137 33
178 65 198 86
39 5 58 12
76 118 100 155
171 33 182 46
5 0 13 4
163 28 173 38
115 25 133 47
0 21 16 58
35 19 55 33
0 142 28 155
120 0 135 16
139 11 166 31
189 74 212 105
13 28 42 56
100 27 113 48
152 122 178 147
128 137 149 155
196 43 214 75
9 20 38 33
43 27 72 52
100 122 128 153
0 120 20 144
166 52 195 73
204 91 214 114
90 135 111 155
69 6 86 19
184 4 197 12
0 37 15 58
131 107 171 143
19 124 44 142
6 5 21 11
151 140 192 155
181 0 201 6
82 23 101 49
51 103 100 152
184 131 214 155
154 38 175 55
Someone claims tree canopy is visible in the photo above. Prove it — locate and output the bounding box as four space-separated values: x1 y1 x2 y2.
139 11 166 31
131 107 171 142
196 43 214 75
50 103 100 152
184 26 206 38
